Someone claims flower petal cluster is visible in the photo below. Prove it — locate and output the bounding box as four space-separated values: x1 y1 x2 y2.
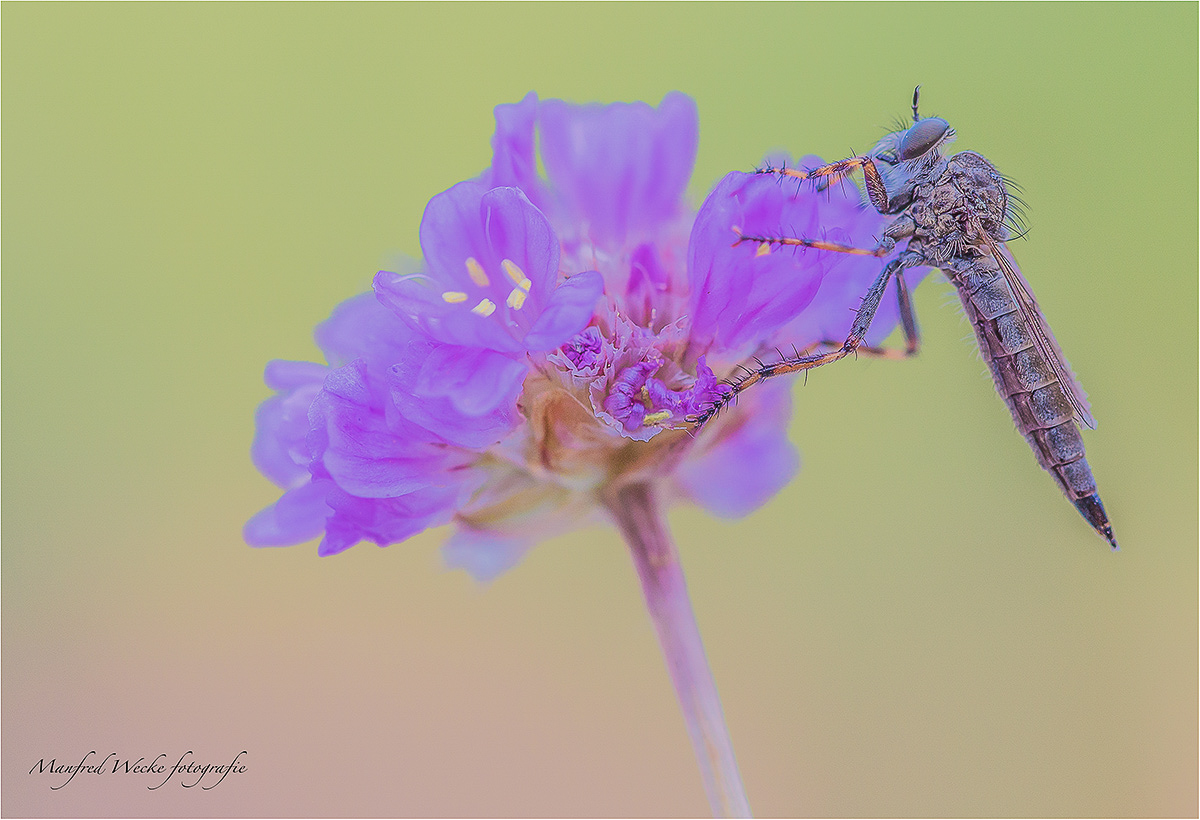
246 93 920 578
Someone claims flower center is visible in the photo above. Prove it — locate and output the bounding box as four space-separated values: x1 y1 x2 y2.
602 354 728 433
440 257 533 318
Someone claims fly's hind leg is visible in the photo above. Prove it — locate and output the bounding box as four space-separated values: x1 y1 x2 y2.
795 270 920 362
689 252 924 428
845 267 921 359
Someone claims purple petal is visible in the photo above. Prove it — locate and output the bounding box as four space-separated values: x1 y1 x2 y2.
416 343 530 417
313 361 468 498
540 92 698 245
315 290 413 369
689 170 835 353
674 356 730 419
317 482 463 557
442 528 533 582
244 480 332 547
382 183 562 353
603 355 663 433
252 364 324 488
675 381 799 518
557 325 605 374
521 270 604 351
372 269 451 325
388 337 521 449
422 182 559 295
485 91 547 209
623 242 673 327
264 360 327 391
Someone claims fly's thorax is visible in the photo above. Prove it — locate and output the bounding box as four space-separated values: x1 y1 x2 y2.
947 151 1008 240
907 151 1007 264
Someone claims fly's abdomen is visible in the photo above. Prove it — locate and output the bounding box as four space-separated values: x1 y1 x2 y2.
955 268 1098 503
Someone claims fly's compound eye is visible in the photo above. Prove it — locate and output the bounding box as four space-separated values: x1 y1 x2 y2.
898 116 950 161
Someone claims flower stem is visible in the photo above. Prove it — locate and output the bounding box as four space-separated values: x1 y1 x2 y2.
604 482 751 818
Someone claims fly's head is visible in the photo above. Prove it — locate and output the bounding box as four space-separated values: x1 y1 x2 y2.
869 98 956 211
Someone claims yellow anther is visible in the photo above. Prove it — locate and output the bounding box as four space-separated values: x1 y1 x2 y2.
506 287 528 310
637 386 654 411
756 242 771 257
643 410 672 426
470 298 497 317
501 259 532 291
441 291 469 303
465 257 490 287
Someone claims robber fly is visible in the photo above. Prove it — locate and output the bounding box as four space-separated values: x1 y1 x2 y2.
692 87 1117 549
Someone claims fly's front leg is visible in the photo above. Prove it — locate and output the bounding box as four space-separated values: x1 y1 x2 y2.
756 155 892 213
690 252 923 428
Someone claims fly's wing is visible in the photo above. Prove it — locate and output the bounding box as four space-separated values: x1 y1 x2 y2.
984 235 1097 429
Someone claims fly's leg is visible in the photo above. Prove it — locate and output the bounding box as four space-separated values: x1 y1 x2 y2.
733 216 920 361
891 268 921 356
792 270 920 361
690 252 924 428
736 212 915 260
734 230 888 258
755 155 891 213
719 218 919 370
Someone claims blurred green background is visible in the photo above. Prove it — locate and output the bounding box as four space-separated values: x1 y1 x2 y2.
3 3 1195 816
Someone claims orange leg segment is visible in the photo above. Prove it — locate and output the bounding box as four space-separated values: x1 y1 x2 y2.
756 155 890 212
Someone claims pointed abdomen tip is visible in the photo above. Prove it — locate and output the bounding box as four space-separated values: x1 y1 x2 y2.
1073 493 1117 551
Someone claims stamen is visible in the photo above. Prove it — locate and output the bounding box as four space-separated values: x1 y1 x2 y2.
470 298 497 317
441 291 469 303
465 257 490 287
637 385 654 411
501 259 532 291
643 410 672 426
505 287 528 310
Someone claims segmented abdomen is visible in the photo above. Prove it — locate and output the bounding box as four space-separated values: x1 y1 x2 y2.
952 262 1098 502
